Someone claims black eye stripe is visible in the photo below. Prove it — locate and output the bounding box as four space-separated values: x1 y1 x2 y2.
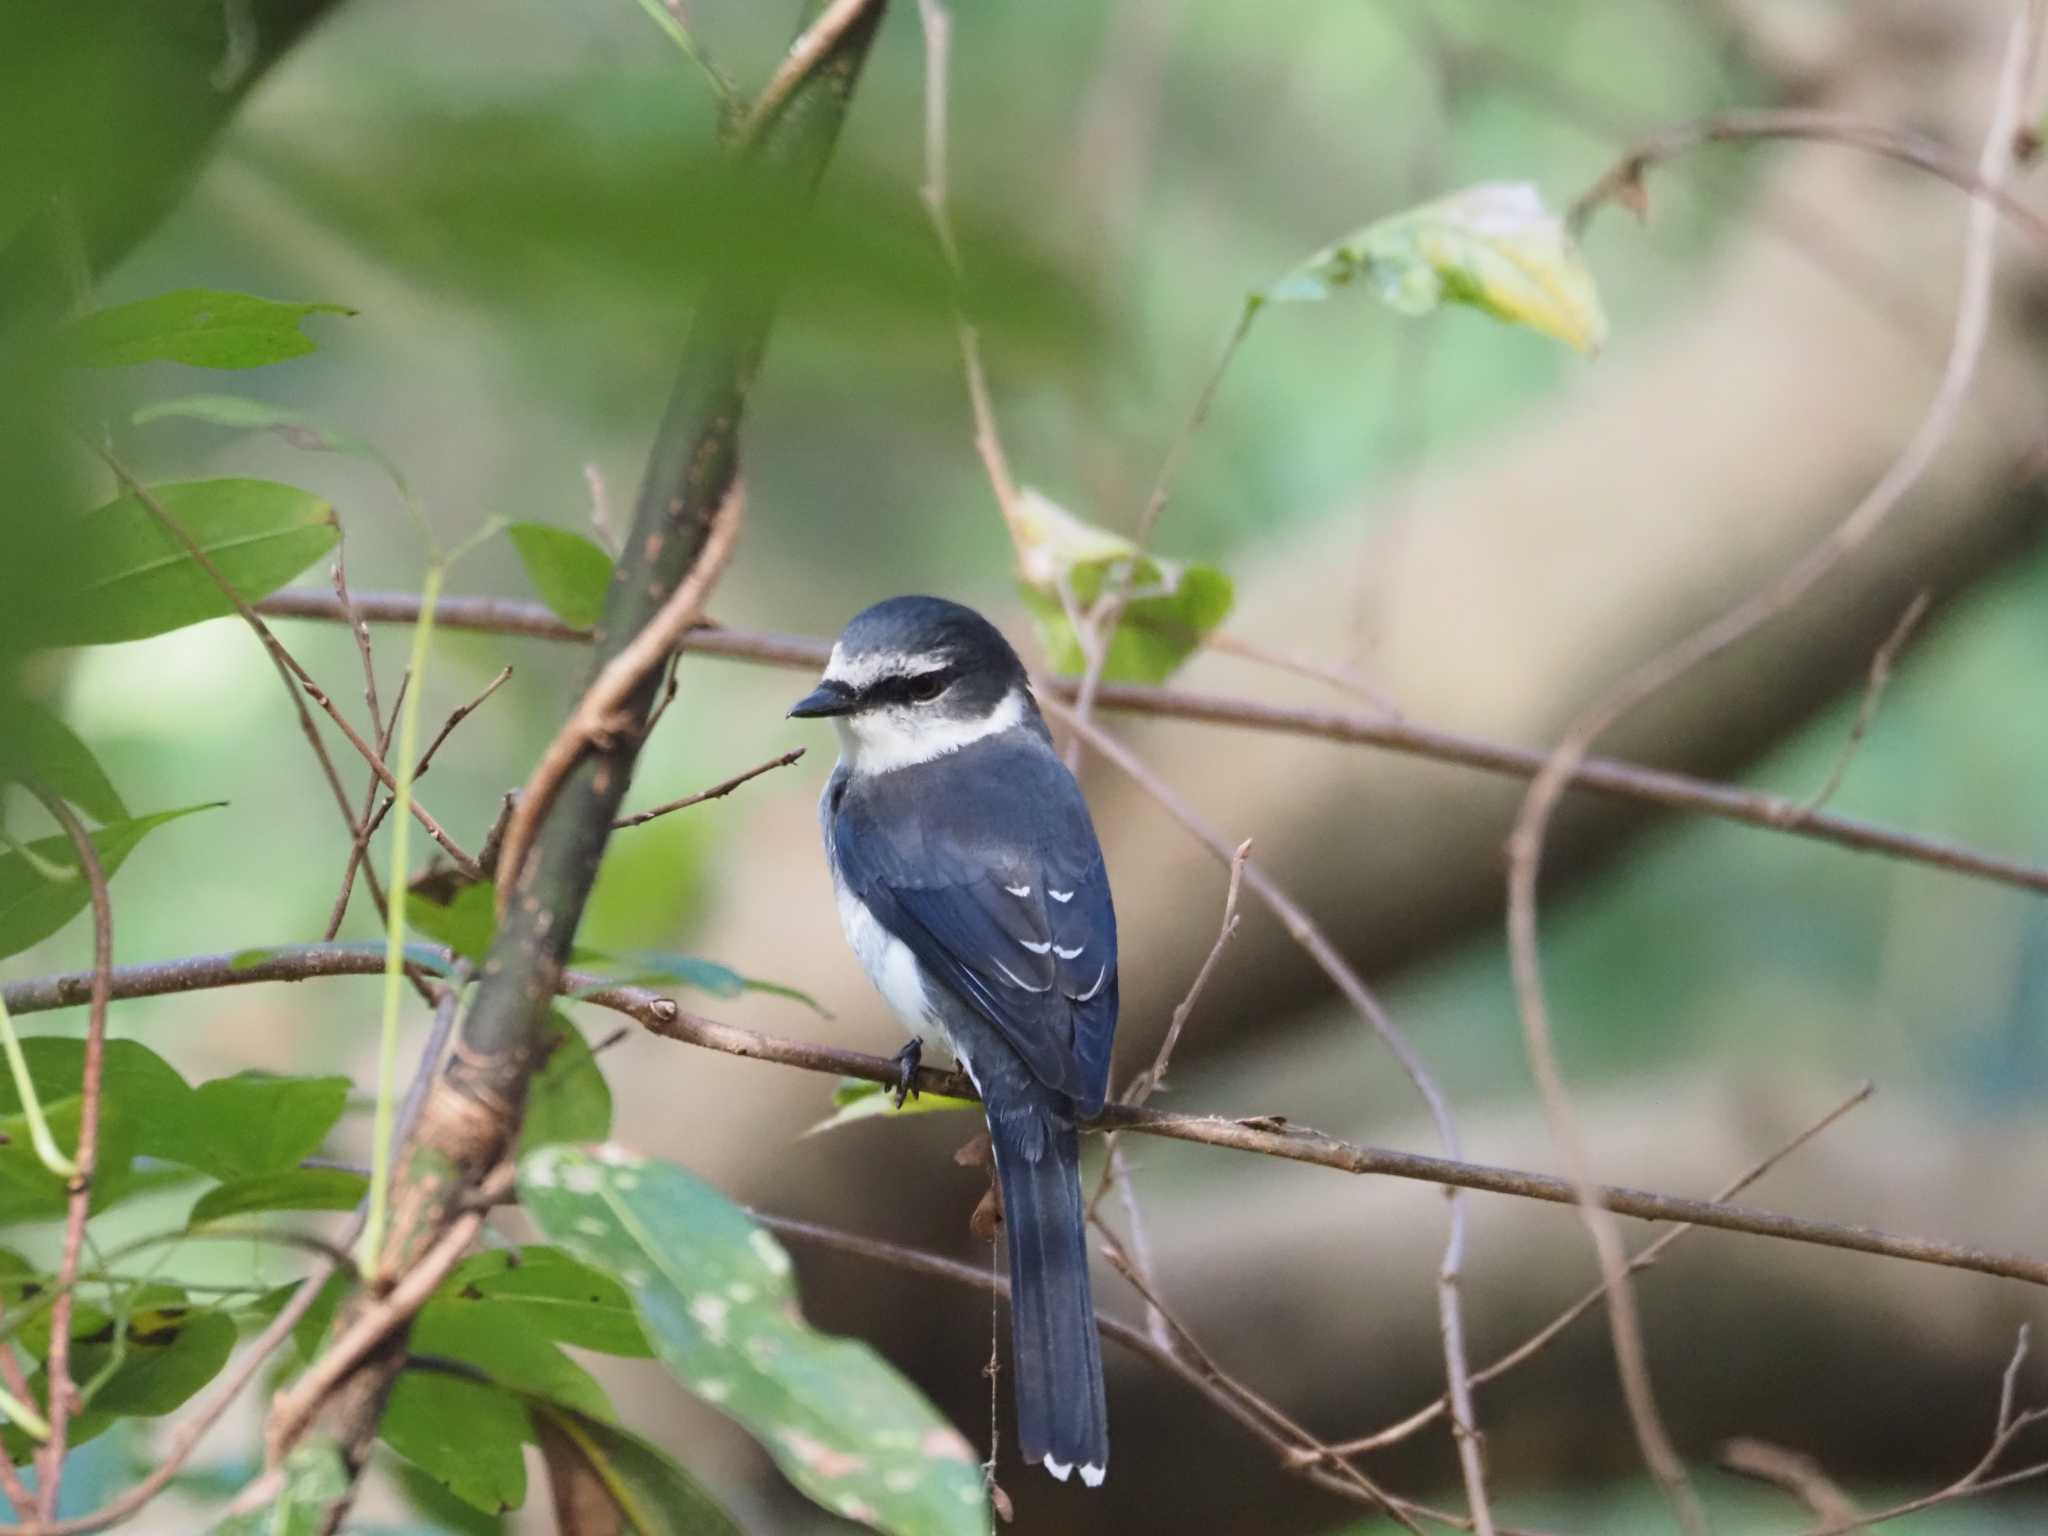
866 666 959 705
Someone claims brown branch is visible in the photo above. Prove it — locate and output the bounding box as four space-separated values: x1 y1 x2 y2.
251 588 2048 902
1507 16 2040 1529
740 0 879 145
1798 590 1928 817
19 788 110 1523
1038 694 1497 1535
5 946 2048 1287
1314 1082 1874 1460
321 670 408 942
493 484 744 907
612 746 805 830
1122 837 1249 1107
1572 107 2048 254
1720 1437 1859 1525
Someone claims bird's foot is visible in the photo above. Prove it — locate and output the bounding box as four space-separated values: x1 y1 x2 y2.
890 1036 924 1109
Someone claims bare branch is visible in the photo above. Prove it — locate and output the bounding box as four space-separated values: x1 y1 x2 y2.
1720 1437 1860 1525
252 588 2048 902
1122 838 1248 1107
613 746 805 830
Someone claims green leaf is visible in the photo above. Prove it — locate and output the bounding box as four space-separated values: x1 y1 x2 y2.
77 1299 237 1417
521 1146 989 1536
506 522 615 630
405 877 497 963
1264 180 1607 354
210 1441 349 1535
291 1269 357 1366
411 1296 615 1423
393 1458 509 1536
0 700 128 823
153 1071 352 1182
1010 489 1234 684
189 1166 367 1226
0 1038 196 1218
534 1405 745 1536
382 1369 531 1515
521 1012 614 1156
134 395 411 505
0 802 221 960
57 289 355 370
805 1078 979 1138
42 479 337 647
441 1246 651 1357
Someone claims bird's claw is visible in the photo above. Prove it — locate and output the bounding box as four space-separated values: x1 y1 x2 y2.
890 1036 924 1109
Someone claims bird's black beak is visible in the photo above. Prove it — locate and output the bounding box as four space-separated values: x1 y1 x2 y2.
788 679 856 719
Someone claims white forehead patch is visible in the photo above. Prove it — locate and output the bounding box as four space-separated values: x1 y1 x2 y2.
821 643 952 692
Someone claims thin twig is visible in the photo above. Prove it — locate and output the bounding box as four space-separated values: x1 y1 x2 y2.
1314 1082 1875 1459
332 539 382 745
1798 591 1929 817
1572 107 2048 254
252 589 2048 902
21 788 111 1523
92 452 478 880
494 483 744 905
1038 694 1497 1535
322 670 408 942
1123 839 1250 1107
613 746 805 829
336 665 513 921
1506 17 2039 1530
1720 1438 1860 1525
5 947 2048 1287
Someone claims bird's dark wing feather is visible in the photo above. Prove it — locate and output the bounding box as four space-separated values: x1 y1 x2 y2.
832 738 1117 1112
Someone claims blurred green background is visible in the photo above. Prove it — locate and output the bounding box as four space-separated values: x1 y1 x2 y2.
6 0 2048 1531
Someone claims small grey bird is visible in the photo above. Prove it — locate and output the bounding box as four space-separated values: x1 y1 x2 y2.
790 595 1116 1487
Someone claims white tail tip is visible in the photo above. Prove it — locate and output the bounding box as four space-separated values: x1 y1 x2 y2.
1080 1462 1106 1488
1042 1455 1073 1482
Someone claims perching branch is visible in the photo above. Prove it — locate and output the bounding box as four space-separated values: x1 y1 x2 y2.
5 945 2046 1289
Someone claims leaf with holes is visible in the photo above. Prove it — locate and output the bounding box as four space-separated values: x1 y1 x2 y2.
507 522 615 630
804 1078 978 1138
0 802 221 959
0 699 129 823
535 1404 745 1536
42 480 336 646
521 1145 989 1536
1265 180 1607 353
58 290 354 370
1011 488 1233 684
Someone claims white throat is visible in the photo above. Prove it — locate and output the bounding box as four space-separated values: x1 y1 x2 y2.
835 686 1027 776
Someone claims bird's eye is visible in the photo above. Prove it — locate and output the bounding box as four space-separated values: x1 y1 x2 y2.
907 672 950 703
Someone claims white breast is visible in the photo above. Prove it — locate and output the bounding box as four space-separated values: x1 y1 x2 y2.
833 874 933 1039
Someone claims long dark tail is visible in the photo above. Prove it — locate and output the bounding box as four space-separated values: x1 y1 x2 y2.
988 1099 1108 1485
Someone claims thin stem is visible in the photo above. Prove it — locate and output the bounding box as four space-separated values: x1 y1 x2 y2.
359 559 445 1271
0 992 78 1179
613 746 805 829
